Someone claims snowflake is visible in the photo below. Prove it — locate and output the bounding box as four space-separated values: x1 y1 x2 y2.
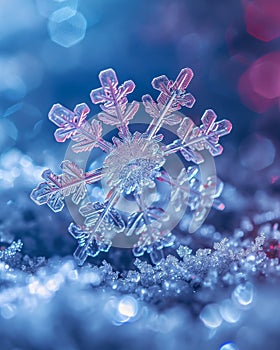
30 68 232 265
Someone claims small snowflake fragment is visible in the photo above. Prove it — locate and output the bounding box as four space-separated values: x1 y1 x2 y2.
0 239 23 261
31 68 232 265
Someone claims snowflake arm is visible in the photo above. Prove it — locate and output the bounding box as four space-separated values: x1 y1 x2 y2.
80 200 125 233
128 191 171 264
163 109 232 164
68 189 122 265
49 103 112 153
90 68 139 139
68 223 110 266
127 194 165 238
157 167 198 212
30 161 104 212
157 167 225 229
144 68 196 141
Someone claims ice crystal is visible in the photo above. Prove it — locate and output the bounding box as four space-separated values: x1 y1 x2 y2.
0 240 23 261
0 226 279 350
31 68 232 265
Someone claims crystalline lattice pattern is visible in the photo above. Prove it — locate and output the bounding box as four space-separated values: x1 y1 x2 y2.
31 68 232 265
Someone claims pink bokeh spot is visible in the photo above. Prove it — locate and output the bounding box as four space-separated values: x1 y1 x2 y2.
238 52 280 113
242 0 280 42
271 175 280 184
250 61 280 99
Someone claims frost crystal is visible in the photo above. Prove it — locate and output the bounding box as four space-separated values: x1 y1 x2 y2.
31 68 232 265
0 240 23 261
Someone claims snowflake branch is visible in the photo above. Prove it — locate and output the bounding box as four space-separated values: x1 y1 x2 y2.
163 109 232 164
90 68 139 139
49 103 112 153
30 161 104 212
70 189 122 265
156 168 224 216
129 191 168 263
144 68 195 141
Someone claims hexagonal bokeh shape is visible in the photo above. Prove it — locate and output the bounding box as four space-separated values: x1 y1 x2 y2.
48 7 87 48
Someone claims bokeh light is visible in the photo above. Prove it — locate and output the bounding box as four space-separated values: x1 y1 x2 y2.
219 299 241 323
48 7 87 48
232 282 254 307
220 342 239 350
242 0 280 42
239 134 275 171
199 303 223 328
238 52 280 112
118 296 138 319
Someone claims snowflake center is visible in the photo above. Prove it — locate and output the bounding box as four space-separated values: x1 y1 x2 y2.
103 135 165 194
119 158 158 191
